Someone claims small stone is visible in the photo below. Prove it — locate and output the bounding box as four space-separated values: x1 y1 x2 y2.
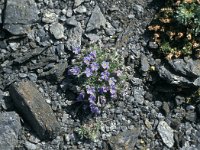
162 102 170 116
141 54 149 72
74 5 87 14
148 41 158 49
42 10 58 23
50 23 64 39
74 0 84 7
157 121 174 148
66 16 79 26
25 141 37 150
0 112 21 150
66 9 73 17
108 128 140 150
185 111 196 122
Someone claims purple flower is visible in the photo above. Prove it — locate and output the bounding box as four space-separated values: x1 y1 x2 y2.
108 77 116 86
76 92 85 101
84 68 93 77
68 66 80 75
110 86 116 95
89 51 96 60
101 61 109 69
101 70 110 80
86 85 95 95
83 56 91 65
90 103 100 114
99 96 106 105
88 94 96 103
90 62 99 71
72 47 81 54
98 86 108 94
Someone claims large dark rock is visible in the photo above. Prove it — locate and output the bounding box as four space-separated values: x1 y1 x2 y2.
108 128 140 150
9 81 60 140
3 0 39 35
0 112 21 150
168 59 200 78
156 58 200 87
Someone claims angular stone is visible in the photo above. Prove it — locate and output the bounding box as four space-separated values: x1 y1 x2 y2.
108 128 140 150
74 0 84 8
3 0 39 35
50 23 64 39
0 112 21 150
86 5 106 32
168 59 200 77
9 81 60 140
141 54 149 72
66 22 82 50
157 121 174 148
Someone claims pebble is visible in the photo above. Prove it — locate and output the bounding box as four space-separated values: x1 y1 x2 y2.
50 23 64 39
157 121 174 148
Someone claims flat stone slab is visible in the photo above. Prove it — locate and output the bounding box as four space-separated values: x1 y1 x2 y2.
3 0 39 35
0 112 21 150
9 81 60 140
108 128 140 150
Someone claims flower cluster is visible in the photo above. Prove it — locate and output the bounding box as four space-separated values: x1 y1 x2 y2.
67 45 126 115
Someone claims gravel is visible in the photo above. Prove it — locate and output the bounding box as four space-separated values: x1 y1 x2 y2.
0 0 199 149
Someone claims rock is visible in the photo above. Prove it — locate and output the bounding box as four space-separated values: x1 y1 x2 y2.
185 111 196 122
66 16 79 27
42 10 58 23
0 112 21 150
66 22 82 51
86 5 106 32
66 8 73 18
108 128 140 150
74 5 87 14
25 141 37 150
157 65 200 87
85 33 100 43
50 23 64 40
157 121 174 148
141 54 149 72
168 59 200 78
74 0 84 7
40 61 68 82
9 81 60 140
3 0 39 35
162 102 170 116
148 41 159 49
133 87 145 105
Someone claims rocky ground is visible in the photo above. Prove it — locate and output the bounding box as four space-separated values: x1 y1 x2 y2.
0 0 200 150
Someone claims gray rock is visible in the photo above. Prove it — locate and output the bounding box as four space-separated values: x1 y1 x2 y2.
133 87 145 105
157 65 200 87
9 81 60 140
40 61 68 82
3 0 39 35
50 23 64 39
66 16 79 27
168 59 200 77
86 5 106 32
42 10 58 23
108 128 140 150
66 22 82 50
25 141 37 150
157 121 174 148
85 33 100 43
148 41 158 49
141 54 149 72
0 112 21 150
74 0 84 7
74 5 87 14
66 9 73 18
